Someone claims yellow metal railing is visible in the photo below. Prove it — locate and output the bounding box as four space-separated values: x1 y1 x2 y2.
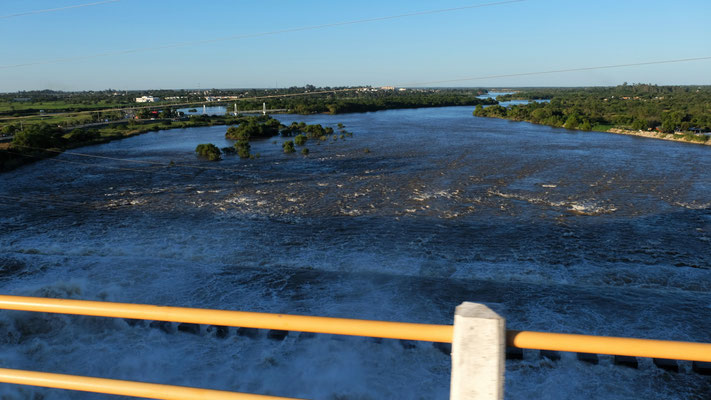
1 295 711 399
0 295 452 343
507 330 711 363
0 368 301 400
2 295 711 362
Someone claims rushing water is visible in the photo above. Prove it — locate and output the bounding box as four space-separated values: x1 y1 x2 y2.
1 107 711 399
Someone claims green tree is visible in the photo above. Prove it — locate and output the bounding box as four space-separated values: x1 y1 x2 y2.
282 140 295 153
304 124 326 139
473 104 484 116
530 108 550 123
222 146 237 155
660 120 675 133
226 122 258 141
235 140 250 159
225 116 282 140
12 124 63 149
294 134 307 146
195 143 221 161
563 113 581 129
487 105 507 118
1 124 18 136
631 119 647 130
63 129 99 142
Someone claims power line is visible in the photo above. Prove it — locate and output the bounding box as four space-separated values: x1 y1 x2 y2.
0 0 525 69
398 56 711 87
0 0 120 20
3 54 711 123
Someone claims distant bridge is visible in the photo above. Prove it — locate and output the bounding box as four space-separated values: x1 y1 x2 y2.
233 108 289 114
231 101 288 115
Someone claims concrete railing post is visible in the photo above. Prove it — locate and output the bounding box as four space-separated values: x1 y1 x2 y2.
450 302 505 400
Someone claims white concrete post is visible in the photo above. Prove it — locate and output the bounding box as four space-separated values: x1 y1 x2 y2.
450 302 505 400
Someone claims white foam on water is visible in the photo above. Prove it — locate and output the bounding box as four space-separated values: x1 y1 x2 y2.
2 108 710 399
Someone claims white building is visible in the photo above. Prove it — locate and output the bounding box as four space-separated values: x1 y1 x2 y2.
135 96 160 103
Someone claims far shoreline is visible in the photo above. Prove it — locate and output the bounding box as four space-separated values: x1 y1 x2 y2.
475 114 711 147
606 128 711 146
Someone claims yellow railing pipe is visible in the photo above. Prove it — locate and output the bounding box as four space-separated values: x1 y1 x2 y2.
508 330 711 362
3 296 711 362
0 368 301 400
0 295 453 343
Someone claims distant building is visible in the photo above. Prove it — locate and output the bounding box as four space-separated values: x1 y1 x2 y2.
380 86 395 90
136 96 159 103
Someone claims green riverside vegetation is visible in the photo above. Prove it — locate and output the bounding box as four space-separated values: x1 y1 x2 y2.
473 84 711 143
241 88 496 114
2 86 491 171
0 87 493 122
1 114 246 171
6 84 709 171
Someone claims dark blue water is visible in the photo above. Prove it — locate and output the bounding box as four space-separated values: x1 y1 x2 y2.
1 106 710 399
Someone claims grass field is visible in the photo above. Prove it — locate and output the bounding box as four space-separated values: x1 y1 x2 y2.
0 100 131 114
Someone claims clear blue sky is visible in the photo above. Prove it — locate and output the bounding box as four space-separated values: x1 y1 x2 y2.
1 0 710 91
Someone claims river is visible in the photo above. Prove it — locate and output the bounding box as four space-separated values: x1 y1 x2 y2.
1 106 710 399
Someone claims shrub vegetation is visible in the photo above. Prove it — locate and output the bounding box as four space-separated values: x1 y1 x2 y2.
195 143 222 161
282 140 295 153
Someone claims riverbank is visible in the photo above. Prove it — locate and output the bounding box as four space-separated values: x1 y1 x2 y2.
473 85 711 147
474 114 711 147
0 117 233 172
607 128 711 146
2 99 498 172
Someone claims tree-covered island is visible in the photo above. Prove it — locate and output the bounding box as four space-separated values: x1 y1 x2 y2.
193 115 353 161
220 115 350 159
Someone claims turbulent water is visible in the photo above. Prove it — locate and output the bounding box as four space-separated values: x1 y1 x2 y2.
1 106 710 399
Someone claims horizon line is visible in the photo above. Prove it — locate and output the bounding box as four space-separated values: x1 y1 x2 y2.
3 83 711 94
